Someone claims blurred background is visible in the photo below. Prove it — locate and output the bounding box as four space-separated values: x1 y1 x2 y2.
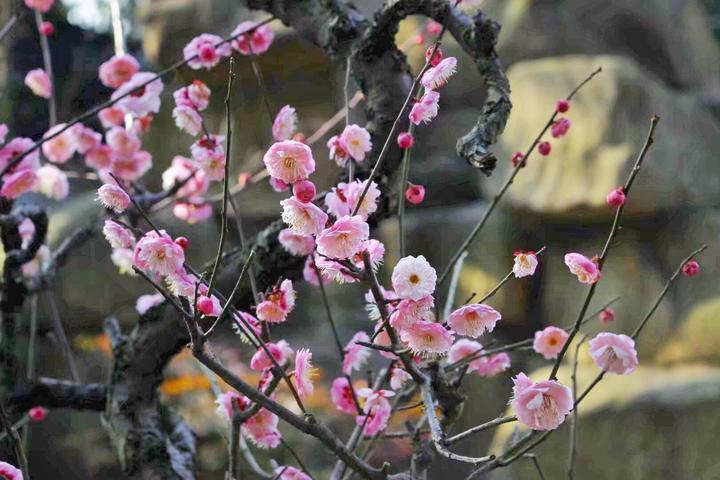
1 0 720 478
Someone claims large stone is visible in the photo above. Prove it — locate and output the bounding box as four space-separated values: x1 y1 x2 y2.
656 297 720 366
485 54 720 219
489 363 720 479
482 0 720 99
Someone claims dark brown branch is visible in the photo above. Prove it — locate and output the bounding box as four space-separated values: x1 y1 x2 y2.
8 377 106 412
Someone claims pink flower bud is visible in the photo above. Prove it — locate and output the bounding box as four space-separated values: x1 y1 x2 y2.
538 141 551 156
292 180 316 203
39 21 54 36
599 307 615 324
197 296 215 315
556 99 570 113
29 406 48 422
175 236 189 250
425 46 443 67
237 173 252 189
405 184 425 205
397 132 414 149
682 260 700 277
511 152 525 168
606 187 626 207
292 132 306 143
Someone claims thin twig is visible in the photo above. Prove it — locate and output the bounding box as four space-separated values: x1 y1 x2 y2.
46 289 80 382
34 9 56 126
549 114 659 380
207 58 236 296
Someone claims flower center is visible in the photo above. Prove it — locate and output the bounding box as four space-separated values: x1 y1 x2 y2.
408 273 420 285
282 155 296 170
130 86 146 97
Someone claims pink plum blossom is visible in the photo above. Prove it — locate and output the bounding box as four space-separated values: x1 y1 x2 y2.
0 137 40 172
339 124 372 162
294 348 315 397
263 140 315 184
331 377 358 415
588 332 638 375
111 150 153 181
551 117 571 138
448 338 483 369
316 215 369 259
243 407 281 449
110 248 135 275
270 177 289 192
420 56 457 90
250 343 286 371
0 461 22 480
135 293 165 315
133 231 185 276
343 331 371 375
0 169 36 199
390 367 413 390
475 352 511 377
70 125 102 154
24 68 52 98
533 326 569 360
401 320 453 356
356 388 394 436
256 279 295 323
325 180 380 221
391 255 437 300
351 238 385 273
112 72 164 116
272 105 298 141
409 90 440 125
106 127 140 157
174 81 212 111
42 124 76 163
173 106 202 136
96 183 130 213
84 145 114 170
99 54 140 89
510 373 573 431
447 303 501 338
278 229 315 256
34 164 69 200
162 156 209 200
275 466 311 480
564 252 601 284
302 257 332 286
98 106 125 129
232 21 275 55
25 0 53 11
513 250 538 278
183 34 231 70
599 307 615 324
280 196 328 236
390 295 434 333
327 135 350 167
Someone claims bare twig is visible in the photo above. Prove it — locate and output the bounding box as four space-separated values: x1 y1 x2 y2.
0 400 30 479
549 115 659 380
